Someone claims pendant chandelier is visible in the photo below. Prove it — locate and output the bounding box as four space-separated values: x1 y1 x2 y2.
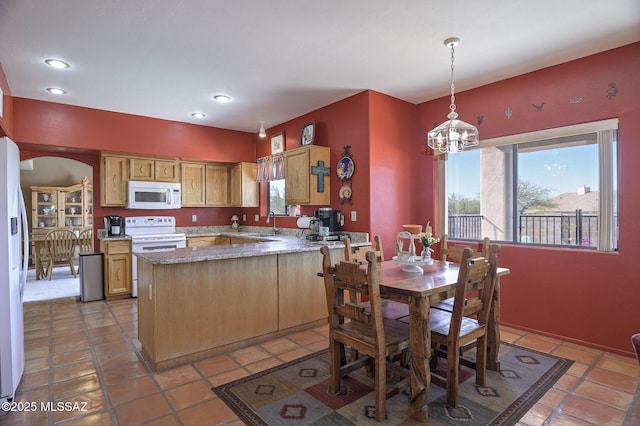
427 37 479 154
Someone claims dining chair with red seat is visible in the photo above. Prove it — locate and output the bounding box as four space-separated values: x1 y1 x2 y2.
320 246 410 422
428 244 500 407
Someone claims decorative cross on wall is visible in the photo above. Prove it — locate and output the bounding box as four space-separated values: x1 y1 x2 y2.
310 160 330 193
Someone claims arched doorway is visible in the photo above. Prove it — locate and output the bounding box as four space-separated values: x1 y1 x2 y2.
20 156 93 301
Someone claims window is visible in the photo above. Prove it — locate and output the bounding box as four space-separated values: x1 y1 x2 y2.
268 180 287 216
442 120 618 251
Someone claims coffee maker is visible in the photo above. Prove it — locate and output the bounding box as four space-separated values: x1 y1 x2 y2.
104 215 123 237
307 208 344 241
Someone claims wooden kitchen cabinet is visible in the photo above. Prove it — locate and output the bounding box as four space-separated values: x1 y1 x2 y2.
31 183 93 230
130 158 180 182
180 162 206 206
230 162 258 207
101 239 132 299
101 154 129 206
186 236 230 247
284 145 330 205
205 164 230 206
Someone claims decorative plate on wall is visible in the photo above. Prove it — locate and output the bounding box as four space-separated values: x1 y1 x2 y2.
336 156 354 180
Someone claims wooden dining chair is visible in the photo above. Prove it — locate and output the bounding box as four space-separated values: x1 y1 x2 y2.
320 246 410 422
77 228 93 254
428 244 500 407
432 234 491 314
44 228 78 280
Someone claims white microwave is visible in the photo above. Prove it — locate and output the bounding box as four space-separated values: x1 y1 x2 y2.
127 181 181 209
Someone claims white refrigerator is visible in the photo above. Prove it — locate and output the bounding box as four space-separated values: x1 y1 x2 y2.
0 137 28 403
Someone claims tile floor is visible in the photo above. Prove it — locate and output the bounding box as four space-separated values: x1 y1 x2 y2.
0 297 638 425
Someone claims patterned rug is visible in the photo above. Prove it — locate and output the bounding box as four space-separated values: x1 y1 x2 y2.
213 343 572 425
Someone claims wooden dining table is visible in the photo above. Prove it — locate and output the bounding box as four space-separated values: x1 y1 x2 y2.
376 258 510 421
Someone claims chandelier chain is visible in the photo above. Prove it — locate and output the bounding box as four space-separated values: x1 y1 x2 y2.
449 43 456 114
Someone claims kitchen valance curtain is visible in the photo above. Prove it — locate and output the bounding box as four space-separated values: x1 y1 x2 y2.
256 153 285 182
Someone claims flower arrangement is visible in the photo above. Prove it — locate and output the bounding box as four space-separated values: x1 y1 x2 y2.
418 222 440 248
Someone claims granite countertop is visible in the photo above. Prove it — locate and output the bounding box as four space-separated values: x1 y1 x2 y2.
135 233 359 265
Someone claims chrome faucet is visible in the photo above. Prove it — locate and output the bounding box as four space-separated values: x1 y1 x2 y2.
266 211 282 234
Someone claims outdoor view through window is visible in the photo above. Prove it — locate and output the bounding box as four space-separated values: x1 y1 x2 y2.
446 129 618 250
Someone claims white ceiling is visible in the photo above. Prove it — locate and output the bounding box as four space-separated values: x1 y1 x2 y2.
1 0 638 134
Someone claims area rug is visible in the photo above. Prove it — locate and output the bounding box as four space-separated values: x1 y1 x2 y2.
24 266 80 302
213 343 572 425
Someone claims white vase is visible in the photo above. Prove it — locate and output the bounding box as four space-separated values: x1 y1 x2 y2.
421 247 432 262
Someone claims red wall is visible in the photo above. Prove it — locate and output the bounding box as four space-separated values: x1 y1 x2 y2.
418 42 640 356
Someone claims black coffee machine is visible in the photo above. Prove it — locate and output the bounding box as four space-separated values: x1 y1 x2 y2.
307 208 344 241
104 215 123 237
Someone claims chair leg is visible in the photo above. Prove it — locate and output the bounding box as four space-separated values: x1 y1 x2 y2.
475 335 488 386
374 354 386 421
329 340 342 395
47 260 53 281
446 344 460 407
68 259 77 278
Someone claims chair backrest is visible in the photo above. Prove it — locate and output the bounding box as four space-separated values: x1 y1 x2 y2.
321 246 384 348
440 234 490 263
77 228 93 254
344 235 384 264
450 244 500 332
45 229 78 261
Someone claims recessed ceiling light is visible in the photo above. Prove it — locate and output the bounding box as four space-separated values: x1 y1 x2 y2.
191 112 206 119
45 59 70 69
213 94 231 103
46 87 67 95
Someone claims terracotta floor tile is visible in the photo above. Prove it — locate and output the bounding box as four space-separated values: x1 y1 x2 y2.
53 373 101 400
551 344 600 365
260 337 301 355
548 412 594 425
516 334 561 353
101 361 149 386
24 345 49 360
142 414 182 426
53 339 90 354
154 364 202 390
519 402 553 425
92 340 133 358
193 354 240 377
58 411 114 426
278 346 312 362
628 416 640 426
53 360 97 383
99 351 141 373
585 366 640 393
52 348 94 367
208 368 250 387
18 369 50 391
306 339 329 352
86 324 121 337
177 398 237 426
107 375 160 405
287 330 326 346
115 393 172 424
229 345 272 366
596 354 640 378
552 374 580 392
560 395 627 426
565 362 589 378
89 330 126 345
25 356 49 373
573 380 634 410
52 388 108 423
164 379 216 410
538 387 567 408
245 356 283 374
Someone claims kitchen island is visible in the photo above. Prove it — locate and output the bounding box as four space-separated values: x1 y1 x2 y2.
135 234 356 370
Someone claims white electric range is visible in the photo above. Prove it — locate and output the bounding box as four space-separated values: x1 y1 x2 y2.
125 216 186 297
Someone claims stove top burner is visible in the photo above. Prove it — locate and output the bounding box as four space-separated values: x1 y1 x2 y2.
306 232 349 242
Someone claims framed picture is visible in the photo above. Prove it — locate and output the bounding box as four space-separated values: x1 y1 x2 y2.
271 132 285 154
300 122 314 146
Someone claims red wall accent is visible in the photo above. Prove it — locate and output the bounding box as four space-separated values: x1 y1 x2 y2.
0 63 13 138
418 42 640 356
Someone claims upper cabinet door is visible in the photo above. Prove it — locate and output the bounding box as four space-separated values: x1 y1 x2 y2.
155 160 180 182
181 163 206 206
130 158 155 181
285 146 330 206
205 164 230 206
101 155 129 206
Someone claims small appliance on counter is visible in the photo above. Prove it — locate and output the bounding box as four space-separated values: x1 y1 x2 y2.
306 208 347 241
104 215 123 237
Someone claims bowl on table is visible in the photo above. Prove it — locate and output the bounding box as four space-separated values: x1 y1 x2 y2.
402 224 422 234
